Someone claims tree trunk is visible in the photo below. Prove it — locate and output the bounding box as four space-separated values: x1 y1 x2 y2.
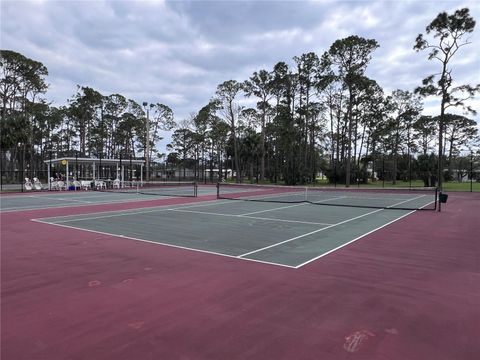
229 103 240 183
260 105 266 181
345 88 353 187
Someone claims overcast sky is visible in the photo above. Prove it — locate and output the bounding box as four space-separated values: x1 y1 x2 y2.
2 0 479 153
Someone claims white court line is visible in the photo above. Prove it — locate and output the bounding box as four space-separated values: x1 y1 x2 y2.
240 196 346 216
30 219 296 269
169 208 334 226
31 199 241 223
237 194 426 258
295 195 433 269
27 196 93 204
294 210 416 268
0 196 166 213
237 208 385 258
294 197 435 268
239 202 307 215
34 195 341 225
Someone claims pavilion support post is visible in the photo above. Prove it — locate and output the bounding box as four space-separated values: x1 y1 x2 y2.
66 160 69 190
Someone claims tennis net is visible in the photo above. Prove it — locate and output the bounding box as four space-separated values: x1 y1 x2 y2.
99 180 197 197
217 183 438 210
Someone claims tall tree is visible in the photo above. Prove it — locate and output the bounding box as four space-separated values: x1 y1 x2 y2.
115 99 143 159
413 115 437 155
441 114 478 174
352 78 384 180
384 89 422 184
149 103 175 162
0 50 49 177
103 94 127 157
294 52 320 183
0 50 48 118
323 35 379 186
414 7 479 202
215 80 243 182
243 69 274 181
68 86 103 156
209 117 230 181
168 119 195 179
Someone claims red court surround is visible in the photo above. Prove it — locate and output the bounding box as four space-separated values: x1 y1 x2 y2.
1 192 479 359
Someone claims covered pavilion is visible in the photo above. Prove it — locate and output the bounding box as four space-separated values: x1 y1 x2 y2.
43 157 145 189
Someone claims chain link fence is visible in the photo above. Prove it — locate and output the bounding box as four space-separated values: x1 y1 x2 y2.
324 154 479 192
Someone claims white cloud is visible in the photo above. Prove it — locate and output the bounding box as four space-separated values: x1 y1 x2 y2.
1 0 479 153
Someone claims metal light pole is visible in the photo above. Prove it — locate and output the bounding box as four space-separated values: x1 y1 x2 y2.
143 102 154 182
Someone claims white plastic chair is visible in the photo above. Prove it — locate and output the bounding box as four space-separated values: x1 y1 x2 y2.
95 180 106 190
80 180 90 190
113 178 121 189
56 180 65 191
24 178 33 191
33 177 43 190
50 177 59 190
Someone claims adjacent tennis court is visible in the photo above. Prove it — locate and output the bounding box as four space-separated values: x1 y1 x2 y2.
0 181 205 212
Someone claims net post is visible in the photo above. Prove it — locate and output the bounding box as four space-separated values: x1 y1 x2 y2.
434 187 438 211
216 182 220 199
194 181 198 197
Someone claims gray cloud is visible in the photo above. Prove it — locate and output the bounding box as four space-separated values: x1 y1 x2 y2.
2 0 479 152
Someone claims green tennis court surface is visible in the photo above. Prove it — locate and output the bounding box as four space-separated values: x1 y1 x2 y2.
33 199 416 268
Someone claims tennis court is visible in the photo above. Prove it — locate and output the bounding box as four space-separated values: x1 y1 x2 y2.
32 185 434 268
0 181 208 212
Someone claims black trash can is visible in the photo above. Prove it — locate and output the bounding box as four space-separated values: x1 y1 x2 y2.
439 193 448 203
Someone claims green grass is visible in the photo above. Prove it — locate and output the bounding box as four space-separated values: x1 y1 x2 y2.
315 178 479 192
441 181 480 192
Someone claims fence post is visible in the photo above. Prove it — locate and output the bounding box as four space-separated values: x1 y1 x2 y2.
0 149 3 191
119 153 122 182
382 157 385 188
49 150 53 190
471 152 474 193
334 160 337 188
20 147 24 192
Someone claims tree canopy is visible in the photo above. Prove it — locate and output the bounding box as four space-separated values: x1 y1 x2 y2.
1 8 478 186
